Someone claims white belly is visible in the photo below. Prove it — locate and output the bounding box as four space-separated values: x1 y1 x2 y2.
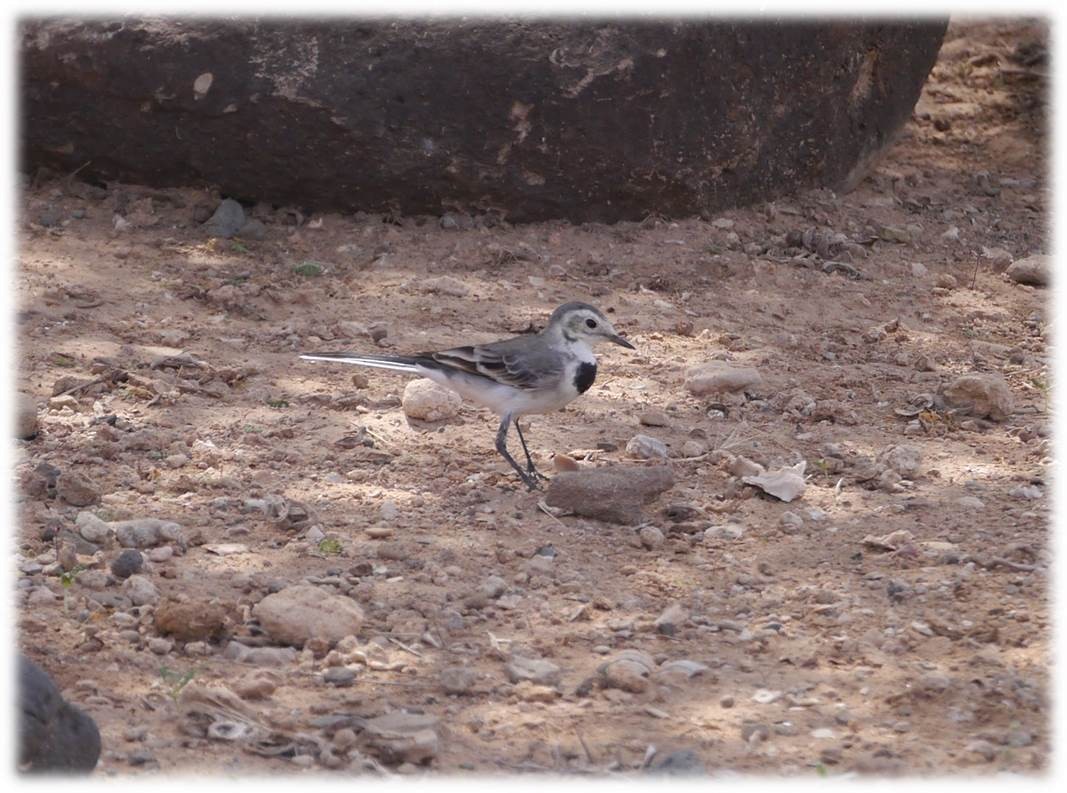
416 357 586 418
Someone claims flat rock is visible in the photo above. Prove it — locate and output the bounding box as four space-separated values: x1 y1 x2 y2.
743 461 807 502
545 466 675 525
362 711 439 765
684 361 762 396
401 378 462 422
252 584 365 647
942 373 1014 421
1005 254 1049 286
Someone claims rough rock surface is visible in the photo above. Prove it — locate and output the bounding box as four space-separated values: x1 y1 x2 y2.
942 373 1015 421
1005 254 1049 286
18 656 101 773
252 584 365 647
545 466 675 524
155 600 232 643
21 19 946 223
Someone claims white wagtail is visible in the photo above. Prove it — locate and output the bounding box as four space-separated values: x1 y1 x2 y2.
300 302 635 490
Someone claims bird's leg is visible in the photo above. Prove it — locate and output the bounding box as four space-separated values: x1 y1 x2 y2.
513 418 548 481
496 414 539 491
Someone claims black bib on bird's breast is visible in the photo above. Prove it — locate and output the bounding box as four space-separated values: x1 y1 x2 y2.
574 361 597 394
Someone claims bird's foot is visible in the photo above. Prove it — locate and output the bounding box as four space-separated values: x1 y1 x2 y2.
527 466 551 483
520 471 544 491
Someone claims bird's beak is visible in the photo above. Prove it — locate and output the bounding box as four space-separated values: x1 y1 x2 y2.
609 333 636 350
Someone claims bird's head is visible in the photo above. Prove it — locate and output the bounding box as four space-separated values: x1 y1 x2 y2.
546 302 635 350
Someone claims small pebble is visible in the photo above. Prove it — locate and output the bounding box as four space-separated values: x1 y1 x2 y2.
147 546 174 563
110 550 144 580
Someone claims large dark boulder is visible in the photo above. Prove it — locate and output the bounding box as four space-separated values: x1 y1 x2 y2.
20 18 946 223
18 655 102 773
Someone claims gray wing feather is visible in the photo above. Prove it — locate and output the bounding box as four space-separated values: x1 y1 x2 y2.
430 336 563 391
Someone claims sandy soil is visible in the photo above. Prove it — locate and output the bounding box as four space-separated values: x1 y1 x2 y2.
15 19 1050 777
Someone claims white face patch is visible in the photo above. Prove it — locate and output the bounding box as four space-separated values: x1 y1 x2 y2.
566 310 609 341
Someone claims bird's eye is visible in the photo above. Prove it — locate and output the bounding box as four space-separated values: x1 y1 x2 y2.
585 318 598 329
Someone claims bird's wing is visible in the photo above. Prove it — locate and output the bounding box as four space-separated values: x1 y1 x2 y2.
427 336 564 391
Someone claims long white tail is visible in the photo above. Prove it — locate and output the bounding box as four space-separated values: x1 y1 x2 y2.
299 352 420 374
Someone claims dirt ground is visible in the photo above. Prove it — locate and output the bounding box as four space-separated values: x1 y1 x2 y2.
15 19 1050 777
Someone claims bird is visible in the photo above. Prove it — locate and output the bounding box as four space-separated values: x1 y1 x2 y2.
300 301 635 490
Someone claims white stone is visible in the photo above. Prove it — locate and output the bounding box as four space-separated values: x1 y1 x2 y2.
626 434 668 460
401 378 462 422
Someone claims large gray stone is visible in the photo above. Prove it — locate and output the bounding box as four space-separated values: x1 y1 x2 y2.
18 656 101 773
21 19 946 223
